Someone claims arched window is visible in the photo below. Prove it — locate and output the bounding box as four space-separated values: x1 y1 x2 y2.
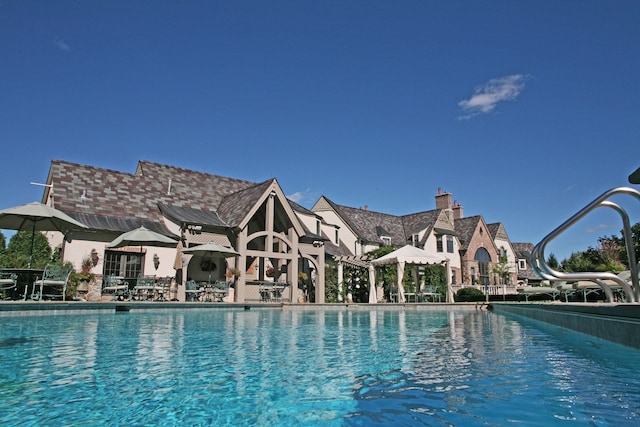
474 247 491 287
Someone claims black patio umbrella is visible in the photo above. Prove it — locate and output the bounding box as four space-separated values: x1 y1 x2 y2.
629 166 640 184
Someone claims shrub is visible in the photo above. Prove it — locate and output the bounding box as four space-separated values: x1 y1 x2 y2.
456 286 485 302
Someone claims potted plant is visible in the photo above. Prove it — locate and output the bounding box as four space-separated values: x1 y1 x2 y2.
67 255 95 299
225 267 241 281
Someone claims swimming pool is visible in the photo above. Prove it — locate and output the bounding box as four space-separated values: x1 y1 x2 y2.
1 308 638 426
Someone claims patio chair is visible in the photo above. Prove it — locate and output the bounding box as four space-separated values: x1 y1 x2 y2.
211 280 230 302
419 286 441 302
154 277 171 301
133 276 156 301
31 264 73 301
102 275 129 300
185 280 203 302
0 272 17 300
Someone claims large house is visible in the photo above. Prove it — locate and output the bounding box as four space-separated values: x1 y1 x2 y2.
41 160 326 303
311 188 521 299
40 160 529 303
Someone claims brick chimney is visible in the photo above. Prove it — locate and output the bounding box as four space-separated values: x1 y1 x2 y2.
435 188 452 210
452 200 464 219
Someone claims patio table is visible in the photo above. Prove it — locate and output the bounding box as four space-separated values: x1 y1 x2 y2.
0 268 44 300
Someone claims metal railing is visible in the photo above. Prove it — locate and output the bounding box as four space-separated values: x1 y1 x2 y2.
531 187 640 303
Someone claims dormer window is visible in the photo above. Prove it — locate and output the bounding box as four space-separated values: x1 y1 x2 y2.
437 236 443 252
412 233 419 247
335 228 339 245
316 219 321 236
446 235 454 253
518 259 527 270
381 236 391 246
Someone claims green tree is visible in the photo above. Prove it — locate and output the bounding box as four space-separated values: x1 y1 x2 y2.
0 231 6 266
560 245 625 274
560 249 600 272
547 253 559 270
5 231 53 268
491 254 511 285
604 222 640 268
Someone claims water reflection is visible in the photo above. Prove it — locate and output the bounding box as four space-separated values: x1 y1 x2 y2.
1 309 639 426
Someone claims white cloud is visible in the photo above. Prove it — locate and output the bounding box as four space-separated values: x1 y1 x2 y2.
287 188 316 205
288 191 304 203
458 74 529 119
54 37 71 51
585 224 616 234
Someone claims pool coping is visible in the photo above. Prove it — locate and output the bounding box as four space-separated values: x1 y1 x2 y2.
0 301 482 315
489 302 640 349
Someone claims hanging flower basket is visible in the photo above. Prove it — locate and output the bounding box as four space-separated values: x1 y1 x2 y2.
265 267 275 277
226 268 241 279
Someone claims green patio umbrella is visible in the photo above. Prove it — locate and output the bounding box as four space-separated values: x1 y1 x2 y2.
0 202 88 267
182 242 239 284
106 226 178 249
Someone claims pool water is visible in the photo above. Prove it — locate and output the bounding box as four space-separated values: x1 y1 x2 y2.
1 309 639 426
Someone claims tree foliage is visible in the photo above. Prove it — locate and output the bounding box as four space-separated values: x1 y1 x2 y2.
560 245 625 273
1 231 53 268
547 253 559 270
491 254 511 284
603 222 640 268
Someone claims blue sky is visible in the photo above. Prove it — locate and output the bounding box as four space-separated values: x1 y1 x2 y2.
1 1 639 262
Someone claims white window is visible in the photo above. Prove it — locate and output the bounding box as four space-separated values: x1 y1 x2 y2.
382 236 391 246
518 259 527 270
412 234 419 247
446 236 454 253
335 228 339 245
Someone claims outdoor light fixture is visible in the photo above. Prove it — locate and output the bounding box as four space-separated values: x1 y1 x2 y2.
90 248 99 267
153 253 160 271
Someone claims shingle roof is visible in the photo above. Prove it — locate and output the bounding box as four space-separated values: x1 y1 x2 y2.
331 203 406 245
48 160 295 233
512 242 541 280
487 222 509 241
453 215 483 251
217 180 274 227
319 196 459 248
158 203 228 228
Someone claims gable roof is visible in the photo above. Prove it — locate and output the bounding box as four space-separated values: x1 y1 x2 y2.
46 160 303 234
218 180 275 227
315 196 460 248
453 215 483 251
319 198 406 245
512 242 541 280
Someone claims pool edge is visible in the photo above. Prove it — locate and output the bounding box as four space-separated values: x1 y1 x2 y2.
490 302 640 349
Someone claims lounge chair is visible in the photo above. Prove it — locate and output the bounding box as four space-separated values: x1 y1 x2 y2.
31 264 73 301
517 283 559 302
